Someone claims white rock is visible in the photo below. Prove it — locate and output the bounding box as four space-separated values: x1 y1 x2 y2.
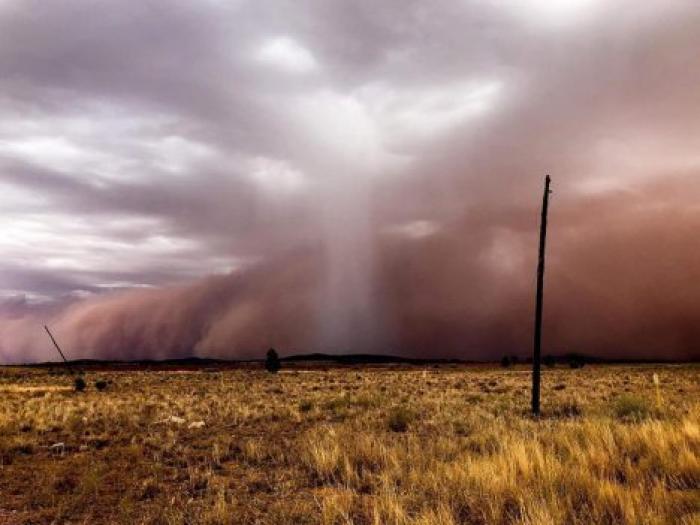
50 442 65 455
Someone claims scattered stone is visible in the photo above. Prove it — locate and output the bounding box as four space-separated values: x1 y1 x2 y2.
50 442 65 456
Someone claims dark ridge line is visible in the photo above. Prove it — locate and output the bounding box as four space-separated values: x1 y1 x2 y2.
3 352 698 367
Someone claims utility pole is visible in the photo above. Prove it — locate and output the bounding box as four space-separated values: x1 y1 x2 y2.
44 325 69 366
532 175 552 417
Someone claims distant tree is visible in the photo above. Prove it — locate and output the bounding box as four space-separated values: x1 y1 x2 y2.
543 354 556 368
265 348 281 373
510 355 520 365
74 376 86 392
500 355 512 368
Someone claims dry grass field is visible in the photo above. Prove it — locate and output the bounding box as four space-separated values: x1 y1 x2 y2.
0 363 698 524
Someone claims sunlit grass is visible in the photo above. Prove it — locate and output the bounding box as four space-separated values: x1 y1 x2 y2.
0 364 697 524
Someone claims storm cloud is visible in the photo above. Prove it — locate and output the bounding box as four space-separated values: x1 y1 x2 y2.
1 0 699 362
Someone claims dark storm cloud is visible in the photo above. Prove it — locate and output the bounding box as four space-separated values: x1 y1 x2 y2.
1 0 699 362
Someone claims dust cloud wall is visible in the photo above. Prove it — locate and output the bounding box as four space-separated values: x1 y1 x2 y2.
0 1 699 362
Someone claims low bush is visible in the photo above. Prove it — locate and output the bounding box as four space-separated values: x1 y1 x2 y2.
613 395 652 421
387 406 414 433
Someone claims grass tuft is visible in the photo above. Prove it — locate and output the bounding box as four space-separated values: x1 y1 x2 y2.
613 394 653 421
387 405 415 433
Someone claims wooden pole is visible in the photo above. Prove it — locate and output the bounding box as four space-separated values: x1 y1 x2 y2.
44 325 69 365
532 175 552 417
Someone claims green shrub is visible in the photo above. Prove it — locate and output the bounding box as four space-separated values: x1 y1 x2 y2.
95 380 108 391
298 400 313 412
387 406 414 433
613 395 652 421
324 396 351 421
323 396 351 411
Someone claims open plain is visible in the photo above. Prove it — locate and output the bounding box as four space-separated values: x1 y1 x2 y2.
0 364 698 524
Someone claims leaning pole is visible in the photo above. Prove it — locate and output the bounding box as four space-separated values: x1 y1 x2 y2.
44 325 70 366
532 175 552 417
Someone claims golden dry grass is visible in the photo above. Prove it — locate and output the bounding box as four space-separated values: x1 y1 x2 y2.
0 364 698 524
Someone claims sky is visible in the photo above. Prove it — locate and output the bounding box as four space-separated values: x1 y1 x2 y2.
1 0 699 362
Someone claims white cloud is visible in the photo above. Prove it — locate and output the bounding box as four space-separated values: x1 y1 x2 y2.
292 89 402 172
147 135 218 175
0 212 239 279
351 80 503 151
0 108 203 182
0 136 114 178
489 0 602 28
256 36 318 73
247 156 307 195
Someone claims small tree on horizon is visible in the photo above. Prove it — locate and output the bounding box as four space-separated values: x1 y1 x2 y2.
265 348 281 373
74 376 86 392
